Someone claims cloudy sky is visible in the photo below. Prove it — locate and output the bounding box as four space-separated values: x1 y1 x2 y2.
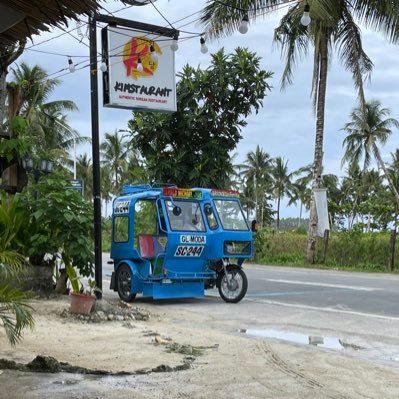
14 0 399 216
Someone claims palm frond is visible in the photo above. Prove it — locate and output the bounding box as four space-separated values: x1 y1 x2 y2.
0 285 34 346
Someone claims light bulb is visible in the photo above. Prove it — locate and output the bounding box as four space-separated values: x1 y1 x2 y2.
170 37 178 52
100 61 107 72
150 45 158 62
137 59 144 72
68 58 75 73
301 4 311 26
200 37 208 54
238 15 249 34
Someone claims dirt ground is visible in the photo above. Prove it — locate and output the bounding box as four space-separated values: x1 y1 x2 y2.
1 295 399 399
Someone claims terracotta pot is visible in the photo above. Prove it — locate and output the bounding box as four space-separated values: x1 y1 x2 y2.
70 292 96 315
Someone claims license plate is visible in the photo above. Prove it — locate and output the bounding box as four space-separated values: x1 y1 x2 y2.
174 245 204 257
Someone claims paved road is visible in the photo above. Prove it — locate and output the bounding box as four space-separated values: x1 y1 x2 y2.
101 253 399 320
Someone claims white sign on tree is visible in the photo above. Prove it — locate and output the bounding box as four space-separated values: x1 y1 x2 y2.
102 26 177 112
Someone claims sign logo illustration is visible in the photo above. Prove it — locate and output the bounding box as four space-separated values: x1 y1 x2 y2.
122 36 162 80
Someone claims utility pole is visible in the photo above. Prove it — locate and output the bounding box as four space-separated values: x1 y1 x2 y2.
89 14 102 299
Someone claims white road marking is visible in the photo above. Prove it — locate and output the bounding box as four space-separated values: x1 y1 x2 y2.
245 298 399 321
263 278 382 292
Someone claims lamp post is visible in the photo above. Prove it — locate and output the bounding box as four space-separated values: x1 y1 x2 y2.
22 156 53 183
52 118 78 180
89 0 171 300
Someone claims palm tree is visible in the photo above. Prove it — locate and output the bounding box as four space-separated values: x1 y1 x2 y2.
289 166 312 229
100 130 129 194
101 165 113 216
200 1 399 263
76 154 93 201
342 100 399 207
9 63 82 165
239 145 273 222
272 157 293 231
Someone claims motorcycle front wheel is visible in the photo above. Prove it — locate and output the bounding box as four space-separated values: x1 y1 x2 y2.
217 265 248 303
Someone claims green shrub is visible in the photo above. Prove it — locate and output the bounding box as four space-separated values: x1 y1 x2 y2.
255 229 396 272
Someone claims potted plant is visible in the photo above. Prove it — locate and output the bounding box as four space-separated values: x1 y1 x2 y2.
66 264 97 315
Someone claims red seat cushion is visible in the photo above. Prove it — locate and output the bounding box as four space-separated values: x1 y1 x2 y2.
138 235 155 258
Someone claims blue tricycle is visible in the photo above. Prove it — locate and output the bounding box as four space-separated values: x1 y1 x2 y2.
109 184 253 303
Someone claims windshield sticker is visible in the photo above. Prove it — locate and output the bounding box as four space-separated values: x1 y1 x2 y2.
174 246 204 257
114 200 130 213
162 187 203 199
210 189 240 198
180 235 206 244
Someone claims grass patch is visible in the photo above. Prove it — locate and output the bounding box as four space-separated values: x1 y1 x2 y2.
254 230 397 273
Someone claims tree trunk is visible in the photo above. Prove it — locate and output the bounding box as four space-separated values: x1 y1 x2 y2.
276 195 281 232
0 68 7 127
298 202 303 229
0 42 25 127
306 33 328 264
254 177 258 221
373 143 399 207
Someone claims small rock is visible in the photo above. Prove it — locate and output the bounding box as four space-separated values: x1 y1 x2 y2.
107 314 114 321
116 315 124 322
155 335 172 345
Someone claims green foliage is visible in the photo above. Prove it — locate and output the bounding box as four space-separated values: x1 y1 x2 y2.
0 195 34 346
17 177 94 277
255 230 396 272
128 48 272 188
0 285 34 346
0 136 30 162
65 264 80 293
102 217 112 252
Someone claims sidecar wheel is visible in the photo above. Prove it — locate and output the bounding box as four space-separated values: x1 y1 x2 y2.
116 264 136 303
217 265 247 303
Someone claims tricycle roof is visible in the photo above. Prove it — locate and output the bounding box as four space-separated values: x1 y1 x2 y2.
115 184 240 202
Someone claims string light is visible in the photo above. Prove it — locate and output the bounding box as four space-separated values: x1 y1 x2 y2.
238 14 249 34
170 34 179 51
68 57 76 73
200 36 208 54
100 60 107 72
137 58 144 72
300 2 311 26
150 44 158 62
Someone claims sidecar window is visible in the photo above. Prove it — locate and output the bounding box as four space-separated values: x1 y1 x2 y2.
134 200 157 248
114 216 129 243
165 200 206 232
204 203 218 230
214 199 249 231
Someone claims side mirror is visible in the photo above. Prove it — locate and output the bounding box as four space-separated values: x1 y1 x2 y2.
173 206 182 216
204 204 213 216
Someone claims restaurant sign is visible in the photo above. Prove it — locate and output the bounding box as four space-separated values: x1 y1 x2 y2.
102 26 177 112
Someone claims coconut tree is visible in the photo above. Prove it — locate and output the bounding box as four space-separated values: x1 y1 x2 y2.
9 63 83 166
76 154 93 201
100 130 129 194
341 100 399 207
200 0 399 263
239 145 273 222
272 157 294 231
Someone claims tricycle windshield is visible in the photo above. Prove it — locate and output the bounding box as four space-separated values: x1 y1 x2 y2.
214 199 249 231
164 200 206 232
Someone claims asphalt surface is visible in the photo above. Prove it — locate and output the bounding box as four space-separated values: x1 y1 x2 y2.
102 253 399 320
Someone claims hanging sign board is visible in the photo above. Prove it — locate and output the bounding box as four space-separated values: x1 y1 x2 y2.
314 188 330 237
102 26 177 112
